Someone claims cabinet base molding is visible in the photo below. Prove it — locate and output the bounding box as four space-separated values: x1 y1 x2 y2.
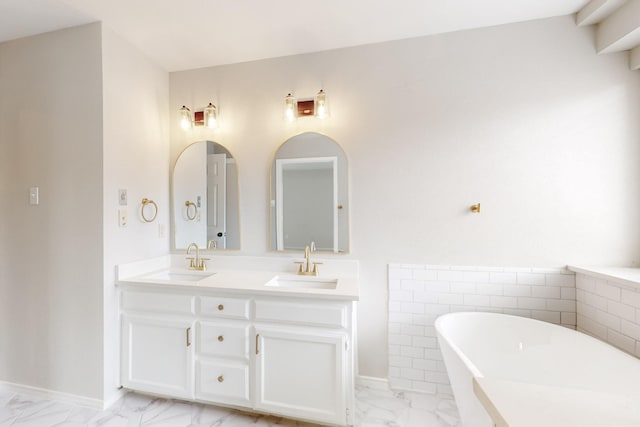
0 380 121 410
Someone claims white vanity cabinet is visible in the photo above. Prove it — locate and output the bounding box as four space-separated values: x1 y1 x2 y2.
195 295 252 407
120 292 195 399
254 299 353 425
119 286 356 427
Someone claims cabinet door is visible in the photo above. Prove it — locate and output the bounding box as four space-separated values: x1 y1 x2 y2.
121 315 194 399
254 326 347 425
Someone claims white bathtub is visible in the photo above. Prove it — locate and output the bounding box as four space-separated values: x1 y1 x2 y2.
435 312 640 427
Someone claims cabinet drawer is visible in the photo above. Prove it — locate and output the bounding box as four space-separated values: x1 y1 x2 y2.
255 300 347 328
196 360 250 405
199 296 250 320
198 322 249 358
122 291 194 315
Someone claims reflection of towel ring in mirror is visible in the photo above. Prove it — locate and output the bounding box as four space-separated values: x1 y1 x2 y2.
141 198 158 223
185 201 197 221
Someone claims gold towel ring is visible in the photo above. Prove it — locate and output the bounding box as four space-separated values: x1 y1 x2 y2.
141 198 158 223
185 200 197 221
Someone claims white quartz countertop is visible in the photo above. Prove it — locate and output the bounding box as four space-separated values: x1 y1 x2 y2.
473 377 640 427
568 265 640 291
116 255 359 301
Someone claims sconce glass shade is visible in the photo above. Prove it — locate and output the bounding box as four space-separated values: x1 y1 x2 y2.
315 89 328 119
284 93 296 122
204 102 217 129
179 105 192 130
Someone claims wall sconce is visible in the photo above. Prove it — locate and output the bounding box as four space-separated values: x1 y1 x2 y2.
179 102 218 130
284 89 329 121
315 89 328 119
179 105 192 130
204 102 217 128
285 93 296 122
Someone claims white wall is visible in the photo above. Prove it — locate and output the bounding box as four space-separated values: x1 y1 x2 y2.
0 23 170 404
101 26 170 402
0 24 104 399
170 16 640 378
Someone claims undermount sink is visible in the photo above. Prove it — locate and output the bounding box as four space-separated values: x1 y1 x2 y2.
144 270 214 282
265 275 338 290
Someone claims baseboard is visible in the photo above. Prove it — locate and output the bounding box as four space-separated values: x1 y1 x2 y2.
0 381 105 410
356 375 390 390
102 388 126 410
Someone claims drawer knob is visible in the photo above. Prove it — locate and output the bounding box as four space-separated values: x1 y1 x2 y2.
217 335 224 342
217 375 224 383
217 304 224 311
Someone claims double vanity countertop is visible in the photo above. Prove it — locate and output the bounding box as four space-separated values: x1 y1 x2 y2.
116 254 359 301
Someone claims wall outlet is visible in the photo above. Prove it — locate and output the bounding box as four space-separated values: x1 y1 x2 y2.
158 224 165 238
118 207 128 227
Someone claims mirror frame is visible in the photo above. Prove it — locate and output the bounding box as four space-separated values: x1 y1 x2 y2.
171 140 241 251
269 132 350 254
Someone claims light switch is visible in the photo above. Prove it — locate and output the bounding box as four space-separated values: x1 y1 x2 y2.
29 187 39 205
119 189 128 206
118 207 128 227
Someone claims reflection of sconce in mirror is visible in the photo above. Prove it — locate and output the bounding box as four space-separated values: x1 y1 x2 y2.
179 102 218 130
284 89 329 121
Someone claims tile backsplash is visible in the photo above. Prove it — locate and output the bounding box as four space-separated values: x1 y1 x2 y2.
576 273 640 358
388 264 576 394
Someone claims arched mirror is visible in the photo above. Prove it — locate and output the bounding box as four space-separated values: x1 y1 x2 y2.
173 141 240 250
270 132 349 253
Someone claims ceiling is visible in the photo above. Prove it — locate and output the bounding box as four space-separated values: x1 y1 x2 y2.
0 0 590 72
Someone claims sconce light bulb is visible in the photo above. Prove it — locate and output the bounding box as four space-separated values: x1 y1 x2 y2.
315 89 327 119
179 105 192 130
204 102 217 129
285 93 296 122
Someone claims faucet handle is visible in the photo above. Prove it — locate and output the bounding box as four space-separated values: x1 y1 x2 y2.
186 257 196 268
294 261 305 274
199 258 210 271
312 262 323 275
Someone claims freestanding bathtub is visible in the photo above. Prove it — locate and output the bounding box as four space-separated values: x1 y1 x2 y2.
435 312 640 427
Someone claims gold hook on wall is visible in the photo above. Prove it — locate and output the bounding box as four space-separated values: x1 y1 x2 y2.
470 203 481 213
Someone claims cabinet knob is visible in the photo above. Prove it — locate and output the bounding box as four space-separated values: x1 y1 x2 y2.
217 375 224 383
217 304 224 311
217 335 224 342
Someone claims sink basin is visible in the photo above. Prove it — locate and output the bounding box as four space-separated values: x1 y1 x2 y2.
265 275 338 290
144 271 214 282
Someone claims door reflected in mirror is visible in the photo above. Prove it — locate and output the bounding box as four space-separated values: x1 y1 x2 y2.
270 132 349 253
173 141 240 250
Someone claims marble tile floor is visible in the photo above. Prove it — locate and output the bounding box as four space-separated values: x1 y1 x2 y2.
0 386 460 427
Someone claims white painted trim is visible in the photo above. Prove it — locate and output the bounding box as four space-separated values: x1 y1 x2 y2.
356 375 389 391
103 388 126 410
0 381 107 409
630 45 640 70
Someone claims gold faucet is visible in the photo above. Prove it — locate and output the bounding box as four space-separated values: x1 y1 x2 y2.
186 242 209 271
296 241 321 276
